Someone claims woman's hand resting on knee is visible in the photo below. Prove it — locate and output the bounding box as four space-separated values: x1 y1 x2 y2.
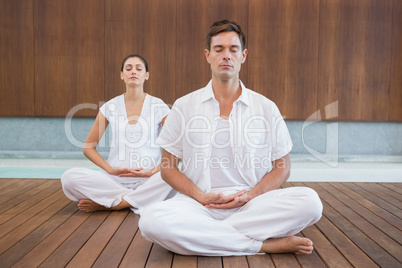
108 166 159 178
108 167 134 176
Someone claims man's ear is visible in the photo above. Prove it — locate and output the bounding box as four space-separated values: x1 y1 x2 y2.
204 49 211 64
241 49 248 64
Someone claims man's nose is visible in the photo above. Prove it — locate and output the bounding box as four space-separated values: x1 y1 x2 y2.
223 50 231 60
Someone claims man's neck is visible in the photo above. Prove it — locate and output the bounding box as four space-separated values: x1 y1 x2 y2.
211 76 241 104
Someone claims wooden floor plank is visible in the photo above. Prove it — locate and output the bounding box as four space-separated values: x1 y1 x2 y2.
303 182 402 267
172 254 197 268
247 254 275 268
0 179 23 192
331 182 402 230
197 256 223 268
314 215 378 267
0 193 69 255
0 179 43 203
119 226 153 268
342 182 402 219
66 210 129 267
0 179 59 214
290 233 327 268
0 202 77 268
92 212 139 268
320 183 402 241
380 182 402 195
0 189 65 238
307 182 402 263
0 179 34 197
358 183 402 209
301 224 352 267
12 209 91 268
0 180 61 224
145 244 173 268
1 179 401 268
271 254 301 267
389 183 402 190
38 211 110 268
294 250 326 268
222 256 248 268
322 198 400 267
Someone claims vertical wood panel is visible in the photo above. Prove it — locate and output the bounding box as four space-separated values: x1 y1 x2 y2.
34 0 105 117
318 0 393 121
105 0 176 106
0 0 34 116
248 0 319 120
390 0 402 121
175 0 248 99
0 0 400 121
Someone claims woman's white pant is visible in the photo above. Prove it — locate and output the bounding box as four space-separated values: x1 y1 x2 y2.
61 168 175 215
139 187 322 256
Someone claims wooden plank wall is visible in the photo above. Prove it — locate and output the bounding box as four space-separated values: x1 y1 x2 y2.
318 0 394 121
34 0 105 117
0 0 401 121
105 0 176 105
0 0 34 116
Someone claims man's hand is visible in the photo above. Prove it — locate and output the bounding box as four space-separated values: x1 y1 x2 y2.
201 190 250 209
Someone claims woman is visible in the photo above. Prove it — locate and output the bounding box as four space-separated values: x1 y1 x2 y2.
61 55 175 214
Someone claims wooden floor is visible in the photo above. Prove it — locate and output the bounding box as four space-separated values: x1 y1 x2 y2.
0 179 401 268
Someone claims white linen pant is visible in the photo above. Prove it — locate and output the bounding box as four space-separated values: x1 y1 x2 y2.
61 168 175 215
139 187 322 256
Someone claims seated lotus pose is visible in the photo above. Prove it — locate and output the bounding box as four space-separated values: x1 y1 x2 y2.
61 54 175 214
139 20 323 255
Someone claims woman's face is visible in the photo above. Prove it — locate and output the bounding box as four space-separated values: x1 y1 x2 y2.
120 57 149 87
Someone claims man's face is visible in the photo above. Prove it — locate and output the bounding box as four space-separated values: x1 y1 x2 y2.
205 31 247 80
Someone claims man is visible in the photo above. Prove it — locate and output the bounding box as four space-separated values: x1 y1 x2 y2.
139 20 323 256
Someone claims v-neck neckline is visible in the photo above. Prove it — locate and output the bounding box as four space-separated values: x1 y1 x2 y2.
123 93 148 125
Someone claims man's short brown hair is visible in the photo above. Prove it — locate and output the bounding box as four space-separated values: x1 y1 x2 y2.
206 20 246 51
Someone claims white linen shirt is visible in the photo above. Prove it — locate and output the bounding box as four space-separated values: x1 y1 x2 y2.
156 80 293 193
100 94 170 170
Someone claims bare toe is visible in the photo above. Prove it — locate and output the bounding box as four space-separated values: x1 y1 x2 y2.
296 249 313 255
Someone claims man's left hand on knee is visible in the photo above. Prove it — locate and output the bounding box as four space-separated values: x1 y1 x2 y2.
205 190 250 209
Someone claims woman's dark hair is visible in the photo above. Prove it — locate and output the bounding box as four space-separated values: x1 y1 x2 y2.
121 54 149 72
206 20 246 51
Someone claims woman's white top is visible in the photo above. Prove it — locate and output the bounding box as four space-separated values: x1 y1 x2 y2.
100 93 170 169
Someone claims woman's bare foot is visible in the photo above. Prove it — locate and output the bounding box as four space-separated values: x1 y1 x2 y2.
77 199 132 213
78 199 110 212
259 236 314 255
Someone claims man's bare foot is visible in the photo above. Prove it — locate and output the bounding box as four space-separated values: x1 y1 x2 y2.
259 236 314 255
78 199 110 212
